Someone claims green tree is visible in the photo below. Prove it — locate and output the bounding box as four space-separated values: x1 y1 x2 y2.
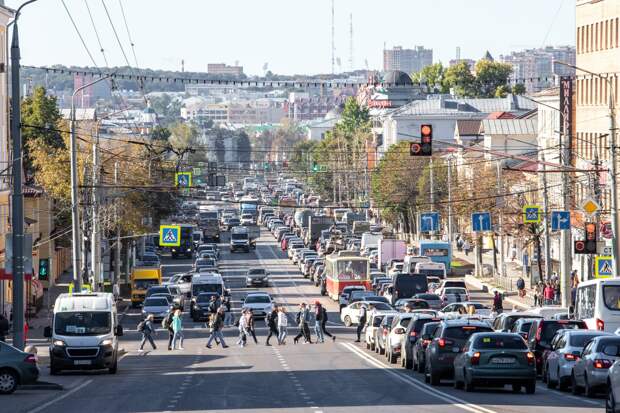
442 62 476 97
512 83 526 95
412 63 446 93
151 125 171 141
337 97 369 136
475 60 513 98
494 85 511 98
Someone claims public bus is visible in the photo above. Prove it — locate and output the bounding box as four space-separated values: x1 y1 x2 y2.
418 240 452 272
324 251 370 300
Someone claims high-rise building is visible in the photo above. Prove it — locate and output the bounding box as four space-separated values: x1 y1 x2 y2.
383 46 433 75
500 46 576 92
207 63 244 76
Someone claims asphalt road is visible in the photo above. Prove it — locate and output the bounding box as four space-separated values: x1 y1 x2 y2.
2 227 607 413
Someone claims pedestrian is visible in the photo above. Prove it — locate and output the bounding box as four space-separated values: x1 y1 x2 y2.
314 302 325 343
0 313 8 343
516 277 526 298
492 291 503 314
510 245 517 262
162 310 175 351
463 240 471 256
208 295 219 317
265 306 279 346
355 303 369 343
223 295 233 327
534 282 542 307
206 307 228 348
554 281 561 304
277 306 288 345
456 236 463 252
320 304 336 342
246 309 258 344
171 309 184 350
544 282 555 306
237 309 248 347
138 314 157 351
294 303 312 344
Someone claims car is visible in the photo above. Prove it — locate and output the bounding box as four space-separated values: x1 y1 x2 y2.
190 292 221 321
139 252 161 268
527 318 587 375
385 313 418 364
365 311 397 351
414 293 443 310
412 321 441 373
400 314 442 369
166 285 186 309
0 341 39 394
510 318 539 341
246 268 269 287
196 244 219 260
394 298 430 312
387 262 404 277
241 292 273 319
240 213 254 225
440 302 491 318
287 242 305 259
492 312 543 333
424 320 494 385
570 335 620 397
141 296 173 321
339 286 367 310
438 287 469 305
194 258 217 272
145 285 172 299
375 313 399 355
453 332 536 393
546 330 611 391
165 273 192 298
340 301 393 327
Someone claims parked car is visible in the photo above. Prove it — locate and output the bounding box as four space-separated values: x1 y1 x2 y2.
453 332 536 393
385 313 417 364
400 314 442 369
365 311 397 351
571 335 620 397
375 313 398 355
412 321 441 373
340 301 393 327
0 342 39 394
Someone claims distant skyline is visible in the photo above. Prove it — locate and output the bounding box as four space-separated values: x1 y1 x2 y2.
7 0 575 76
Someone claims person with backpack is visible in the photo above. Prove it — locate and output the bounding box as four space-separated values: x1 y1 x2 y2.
208 295 219 317
277 306 288 345
516 277 526 298
293 303 312 344
355 304 368 343
138 314 157 351
265 306 279 346
319 305 335 342
313 302 325 343
162 311 175 351
171 309 184 350
206 307 228 348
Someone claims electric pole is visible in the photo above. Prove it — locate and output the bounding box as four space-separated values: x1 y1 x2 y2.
91 129 100 291
114 162 121 288
447 156 453 244
541 153 552 281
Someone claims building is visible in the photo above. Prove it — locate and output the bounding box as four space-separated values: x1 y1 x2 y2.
500 46 576 92
207 63 244 77
73 74 112 108
449 58 476 68
0 4 13 193
383 46 433 75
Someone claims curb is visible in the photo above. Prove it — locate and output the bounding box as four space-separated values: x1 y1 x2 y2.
19 381 63 391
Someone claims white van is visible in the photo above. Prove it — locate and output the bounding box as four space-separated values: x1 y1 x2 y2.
574 278 620 332
403 255 431 275
414 262 447 279
44 293 123 375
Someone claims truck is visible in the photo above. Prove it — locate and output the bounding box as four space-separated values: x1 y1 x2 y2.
305 215 334 249
378 239 407 271
360 232 383 253
240 198 259 219
294 209 313 229
230 225 259 252
343 212 365 226
201 219 220 242
130 266 162 307
169 224 195 259
352 220 371 236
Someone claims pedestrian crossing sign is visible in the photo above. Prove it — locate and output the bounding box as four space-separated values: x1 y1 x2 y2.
595 256 614 278
175 172 192 188
159 225 181 247
523 205 541 224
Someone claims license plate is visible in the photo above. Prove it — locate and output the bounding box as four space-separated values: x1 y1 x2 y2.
74 360 92 365
491 357 515 364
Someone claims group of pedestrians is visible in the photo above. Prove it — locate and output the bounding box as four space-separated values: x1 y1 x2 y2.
293 302 335 344
138 308 185 352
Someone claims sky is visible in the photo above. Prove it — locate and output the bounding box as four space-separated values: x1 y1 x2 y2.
6 0 575 76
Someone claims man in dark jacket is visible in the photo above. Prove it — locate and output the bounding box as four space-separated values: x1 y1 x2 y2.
0 313 9 342
320 305 336 342
163 311 175 351
492 291 504 314
265 306 279 346
355 304 369 343
206 307 228 348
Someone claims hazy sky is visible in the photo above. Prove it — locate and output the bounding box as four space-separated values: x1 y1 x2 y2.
7 0 575 76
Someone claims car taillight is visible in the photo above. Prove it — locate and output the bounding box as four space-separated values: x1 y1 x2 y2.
596 318 605 331
526 352 535 365
470 352 481 365
24 354 37 364
564 353 579 361
410 331 417 338
535 324 543 341
594 359 613 369
438 338 446 347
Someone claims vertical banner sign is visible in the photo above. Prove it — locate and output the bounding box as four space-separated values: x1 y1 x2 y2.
559 76 573 139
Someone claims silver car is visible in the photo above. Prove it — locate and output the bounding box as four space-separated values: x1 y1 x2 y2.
141 296 172 321
546 329 611 391
572 334 620 397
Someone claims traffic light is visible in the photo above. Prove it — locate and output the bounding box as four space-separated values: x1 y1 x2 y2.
574 222 598 254
312 162 320 172
38 258 50 281
410 124 433 156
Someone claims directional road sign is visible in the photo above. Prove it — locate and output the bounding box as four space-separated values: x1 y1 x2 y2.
420 212 439 233
471 212 492 232
595 256 614 278
551 211 571 231
175 172 192 188
159 225 181 247
523 205 541 224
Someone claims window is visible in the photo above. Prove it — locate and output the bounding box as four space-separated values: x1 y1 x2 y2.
575 284 596 319
606 20 609 49
582 341 594 357
603 285 620 310
602 344 620 357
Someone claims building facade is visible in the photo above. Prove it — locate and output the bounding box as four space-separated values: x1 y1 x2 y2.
383 46 433 75
207 63 244 77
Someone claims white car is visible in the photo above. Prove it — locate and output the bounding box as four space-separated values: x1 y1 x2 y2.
437 287 469 304
365 310 398 351
288 243 305 259
385 313 417 364
240 214 254 225
439 302 491 318
241 292 274 319
387 263 404 277
340 301 394 327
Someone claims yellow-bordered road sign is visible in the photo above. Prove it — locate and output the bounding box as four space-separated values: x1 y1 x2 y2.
175 172 192 188
159 225 181 247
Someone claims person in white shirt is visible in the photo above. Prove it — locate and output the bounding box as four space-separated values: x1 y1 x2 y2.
277 306 288 345
237 309 248 347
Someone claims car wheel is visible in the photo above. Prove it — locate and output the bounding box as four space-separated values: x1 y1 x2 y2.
424 364 430 384
558 372 569 391
50 359 60 376
417 357 425 373
405 357 413 370
546 367 556 389
109 357 118 374
512 384 522 393
0 369 18 395
584 374 596 398
606 382 616 413
366 342 370 350
525 380 536 394
429 368 440 386
571 372 582 395
343 316 352 327
371 343 375 351
454 370 464 389
464 372 475 392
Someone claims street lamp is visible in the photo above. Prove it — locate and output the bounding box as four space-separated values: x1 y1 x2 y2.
70 75 111 293
555 61 619 278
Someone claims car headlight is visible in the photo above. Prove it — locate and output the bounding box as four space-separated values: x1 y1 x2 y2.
53 339 66 347
100 338 113 346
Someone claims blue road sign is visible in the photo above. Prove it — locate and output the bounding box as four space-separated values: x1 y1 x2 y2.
420 212 439 233
523 205 541 224
551 211 571 231
595 256 614 278
471 212 492 232
159 225 181 247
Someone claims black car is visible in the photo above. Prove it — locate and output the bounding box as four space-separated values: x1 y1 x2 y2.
190 292 220 321
526 318 587 375
425 320 494 385
401 315 442 369
413 321 441 373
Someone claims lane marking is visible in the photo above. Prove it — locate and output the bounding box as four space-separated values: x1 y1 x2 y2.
28 379 94 413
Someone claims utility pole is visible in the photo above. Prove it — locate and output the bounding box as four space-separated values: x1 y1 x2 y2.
541 153 552 281
429 158 434 211
447 156 453 243
496 160 507 279
114 162 121 288
91 128 100 291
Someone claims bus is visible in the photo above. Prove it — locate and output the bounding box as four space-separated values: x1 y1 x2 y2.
324 251 370 300
418 240 452 272
574 278 620 332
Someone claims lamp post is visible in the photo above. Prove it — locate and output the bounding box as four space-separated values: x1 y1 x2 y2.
70 76 111 293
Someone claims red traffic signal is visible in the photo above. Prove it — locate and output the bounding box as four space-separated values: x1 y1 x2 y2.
585 222 597 241
410 124 433 156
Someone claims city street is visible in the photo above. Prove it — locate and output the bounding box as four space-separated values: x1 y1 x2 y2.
2 229 606 413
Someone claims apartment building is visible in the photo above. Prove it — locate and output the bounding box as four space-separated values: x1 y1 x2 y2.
383 46 433 75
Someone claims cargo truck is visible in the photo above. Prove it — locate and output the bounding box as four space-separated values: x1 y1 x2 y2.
378 239 407 272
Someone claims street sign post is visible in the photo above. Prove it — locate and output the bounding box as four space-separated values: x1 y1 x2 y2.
523 205 541 224
159 225 181 247
420 212 439 233
595 256 614 278
551 211 571 231
175 172 192 188
471 212 492 232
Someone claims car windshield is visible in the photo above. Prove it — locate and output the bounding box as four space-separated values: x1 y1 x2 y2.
604 285 620 310
144 297 169 307
445 325 493 341
54 312 111 336
134 279 159 290
366 302 392 311
147 287 168 296
197 294 218 303
474 335 527 350
231 233 247 240
192 284 222 295
569 333 603 347
601 342 620 356
245 295 271 304
445 288 467 294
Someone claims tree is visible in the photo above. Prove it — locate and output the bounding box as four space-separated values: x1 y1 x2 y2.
474 60 513 98
412 63 446 93
512 83 526 95
442 62 476 97
168 122 200 171
337 98 369 136
494 85 511 98
151 125 171 141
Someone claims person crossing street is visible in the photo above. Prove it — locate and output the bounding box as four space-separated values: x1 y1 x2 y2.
265 306 279 346
277 306 288 345
206 307 228 348
138 314 157 351
314 302 325 343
